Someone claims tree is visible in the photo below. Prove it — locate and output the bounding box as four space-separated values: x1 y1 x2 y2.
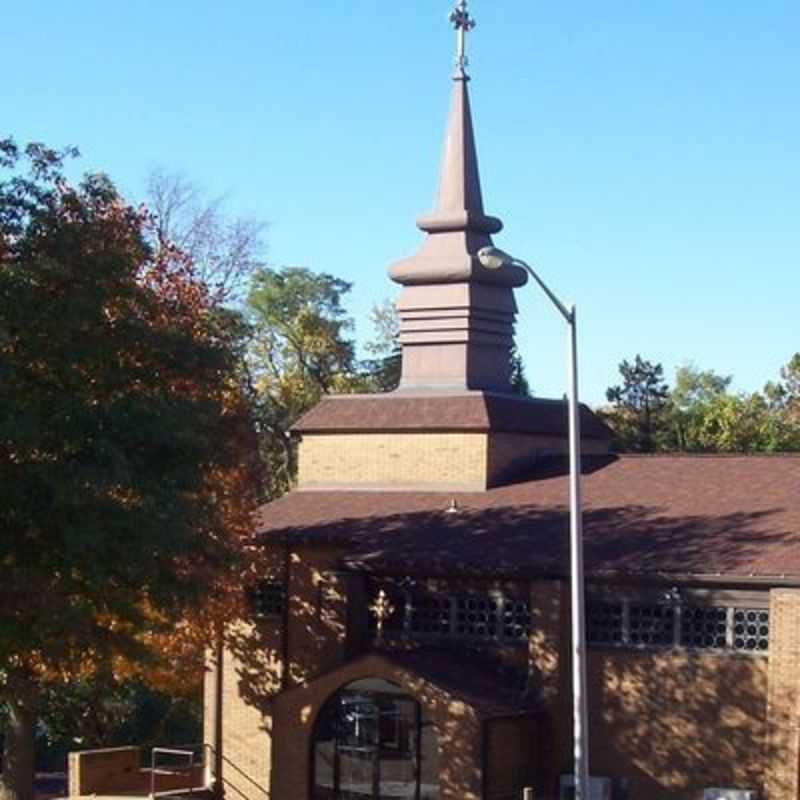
361 299 401 393
246 266 363 499
765 353 800 423
0 140 257 800
509 343 532 397
604 355 670 452
691 392 800 452
145 168 267 304
780 353 800 401
664 364 732 450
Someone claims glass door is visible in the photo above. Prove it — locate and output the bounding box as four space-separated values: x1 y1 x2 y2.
312 679 439 800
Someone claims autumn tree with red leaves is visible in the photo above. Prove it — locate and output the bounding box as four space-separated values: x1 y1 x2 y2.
0 140 259 800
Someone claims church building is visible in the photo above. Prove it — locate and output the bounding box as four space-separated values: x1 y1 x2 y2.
204 5 800 799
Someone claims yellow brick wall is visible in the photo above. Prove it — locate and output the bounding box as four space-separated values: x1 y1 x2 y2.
584 650 768 798
766 589 800 800
298 431 609 490
270 652 484 800
211 546 354 800
209 554 784 800
297 432 488 489
284 545 349 685
217 645 273 800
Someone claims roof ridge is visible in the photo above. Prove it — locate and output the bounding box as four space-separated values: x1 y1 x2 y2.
615 452 800 459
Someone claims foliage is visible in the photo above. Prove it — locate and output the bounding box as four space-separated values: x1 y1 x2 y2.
604 355 670 451
36 678 201 764
246 266 365 499
0 139 258 800
603 356 800 453
662 365 732 451
765 352 800 422
361 299 401 393
509 343 532 397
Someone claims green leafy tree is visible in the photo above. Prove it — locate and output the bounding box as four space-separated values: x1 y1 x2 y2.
692 392 798 452
780 353 800 401
0 140 257 800
35 676 201 765
246 266 364 499
765 353 800 422
604 355 670 452
664 365 732 450
665 361 800 453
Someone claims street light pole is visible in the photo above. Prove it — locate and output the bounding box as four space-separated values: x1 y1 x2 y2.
477 246 590 800
566 304 590 800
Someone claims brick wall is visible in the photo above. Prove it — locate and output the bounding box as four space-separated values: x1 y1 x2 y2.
297 431 489 489
487 433 609 487
766 589 800 800
298 430 609 491
585 650 768 798
528 579 566 793
214 645 273 800
270 652 484 800
210 552 794 800
68 747 140 796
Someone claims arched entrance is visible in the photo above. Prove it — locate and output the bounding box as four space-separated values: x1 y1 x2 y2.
312 678 440 799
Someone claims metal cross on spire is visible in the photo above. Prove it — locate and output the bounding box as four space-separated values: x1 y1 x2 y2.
449 0 476 74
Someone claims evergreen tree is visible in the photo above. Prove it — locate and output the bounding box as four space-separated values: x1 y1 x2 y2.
605 355 669 452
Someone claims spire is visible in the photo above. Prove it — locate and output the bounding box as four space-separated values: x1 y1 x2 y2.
389 1 526 288
386 2 527 393
414 69 502 238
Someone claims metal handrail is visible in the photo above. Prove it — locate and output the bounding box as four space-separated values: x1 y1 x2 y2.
150 747 195 799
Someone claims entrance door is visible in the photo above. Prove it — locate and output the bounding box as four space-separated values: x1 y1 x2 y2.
313 679 439 800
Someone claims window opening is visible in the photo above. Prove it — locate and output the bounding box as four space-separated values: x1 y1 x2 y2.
587 594 769 654
368 582 530 644
248 579 285 618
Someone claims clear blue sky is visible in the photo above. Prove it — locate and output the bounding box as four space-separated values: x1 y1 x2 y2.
6 1 799 404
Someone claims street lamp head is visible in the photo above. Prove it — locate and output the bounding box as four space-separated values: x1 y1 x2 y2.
477 245 515 271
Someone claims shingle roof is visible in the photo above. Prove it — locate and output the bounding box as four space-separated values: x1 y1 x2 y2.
291 391 613 440
255 454 800 581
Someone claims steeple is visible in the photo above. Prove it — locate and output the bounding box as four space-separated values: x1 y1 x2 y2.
388 1 527 392
414 67 502 240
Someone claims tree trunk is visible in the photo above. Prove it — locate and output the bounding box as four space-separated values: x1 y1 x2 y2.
0 695 36 800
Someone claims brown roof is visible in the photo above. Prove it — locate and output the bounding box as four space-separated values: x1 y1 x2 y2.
255 454 800 581
292 391 612 439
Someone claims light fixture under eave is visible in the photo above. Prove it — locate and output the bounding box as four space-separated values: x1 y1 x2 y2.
446 498 460 514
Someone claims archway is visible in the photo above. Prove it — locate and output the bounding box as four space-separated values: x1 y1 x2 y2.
312 678 440 799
